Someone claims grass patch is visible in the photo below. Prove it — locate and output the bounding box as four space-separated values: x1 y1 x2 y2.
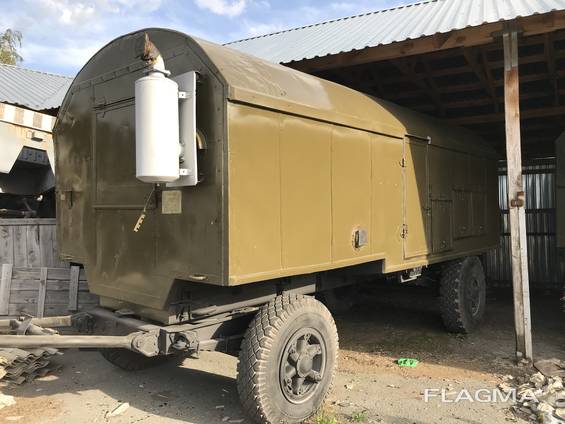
350 410 369 422
313 413 341 424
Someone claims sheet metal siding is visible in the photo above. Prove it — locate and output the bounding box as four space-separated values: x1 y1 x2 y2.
0 64 73 111
226 0 564 64
485 160 561 288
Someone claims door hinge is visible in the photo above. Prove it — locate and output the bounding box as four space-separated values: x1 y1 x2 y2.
400 224 408 239
400 158 406 168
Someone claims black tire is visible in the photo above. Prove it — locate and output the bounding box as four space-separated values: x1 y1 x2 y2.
99 348 170 371
318 285 357 315
439 256 486 334
237 294 338 424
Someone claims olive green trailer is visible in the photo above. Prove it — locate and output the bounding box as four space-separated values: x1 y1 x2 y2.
2 29 499 424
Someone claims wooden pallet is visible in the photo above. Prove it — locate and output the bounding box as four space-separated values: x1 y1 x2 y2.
0 219 99 318
0 265 98 317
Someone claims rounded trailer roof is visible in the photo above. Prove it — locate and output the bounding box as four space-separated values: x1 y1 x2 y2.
61 28 493 156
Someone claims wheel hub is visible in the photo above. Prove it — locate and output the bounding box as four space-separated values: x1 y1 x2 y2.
280 328 326 404
467 278 481 316
297 355 313 377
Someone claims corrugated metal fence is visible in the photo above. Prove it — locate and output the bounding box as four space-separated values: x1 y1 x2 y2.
485 159 562 289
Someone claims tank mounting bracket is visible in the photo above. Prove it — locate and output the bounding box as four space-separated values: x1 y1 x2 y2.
168 71 198 187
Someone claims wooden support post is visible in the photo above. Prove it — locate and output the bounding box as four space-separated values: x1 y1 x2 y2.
0 264 13 315
503 27 533 363
37 267 48 318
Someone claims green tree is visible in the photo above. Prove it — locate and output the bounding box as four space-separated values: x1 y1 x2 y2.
0 29 23 65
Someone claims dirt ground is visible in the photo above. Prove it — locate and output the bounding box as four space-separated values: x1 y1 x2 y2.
1 284 564 424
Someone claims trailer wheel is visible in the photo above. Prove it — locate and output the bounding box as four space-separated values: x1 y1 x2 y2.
439 256 486 334
237 294 338 424
99 348 169 371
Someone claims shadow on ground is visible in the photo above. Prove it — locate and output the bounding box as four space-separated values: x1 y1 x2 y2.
2 349 244 423
338 283 565 375
2 284 564 423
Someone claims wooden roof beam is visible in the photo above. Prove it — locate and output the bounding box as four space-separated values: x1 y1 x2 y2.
544 33 560 106
391 57 445 116
463 47 500 112
376 69 561 98
371 51 552 87
288 11 565 73
448 105 565 125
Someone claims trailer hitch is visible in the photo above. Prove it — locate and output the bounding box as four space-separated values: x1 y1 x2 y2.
0 307 251 358
0 313 160 357
0 331 160 357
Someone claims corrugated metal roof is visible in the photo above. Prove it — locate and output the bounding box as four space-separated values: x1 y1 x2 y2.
226 0 565 64
0 64 73 111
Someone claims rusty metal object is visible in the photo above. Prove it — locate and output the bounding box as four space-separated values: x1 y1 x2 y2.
510 191 526 208
0 317 63 385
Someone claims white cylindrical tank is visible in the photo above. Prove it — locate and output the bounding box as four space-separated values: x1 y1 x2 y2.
135 72 180 183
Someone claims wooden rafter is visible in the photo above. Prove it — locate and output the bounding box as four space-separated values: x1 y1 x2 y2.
449 105 565 125
392 57 445 116
462 47 500 112
377 51 559 87
315 27 565 156
480 47 499 112
544 33 560 106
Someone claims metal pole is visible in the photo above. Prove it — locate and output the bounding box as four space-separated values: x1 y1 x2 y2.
0 335 135 349
0 316 73 330
503 26 533 363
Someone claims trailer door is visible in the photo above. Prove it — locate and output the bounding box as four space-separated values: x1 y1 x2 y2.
403 135 431 259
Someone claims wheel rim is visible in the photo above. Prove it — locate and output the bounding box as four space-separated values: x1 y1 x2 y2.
467 278 482 316
279 327 326 404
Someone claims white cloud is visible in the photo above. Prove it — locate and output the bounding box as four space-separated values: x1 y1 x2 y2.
0 0 171 74
194 0 247 17
245 22 285 37
30 0 164 26
20 41 103 71
113 0 164 12
330 2 358 13
0 0 405 75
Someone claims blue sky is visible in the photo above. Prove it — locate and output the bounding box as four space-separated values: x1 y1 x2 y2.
0 0 409 76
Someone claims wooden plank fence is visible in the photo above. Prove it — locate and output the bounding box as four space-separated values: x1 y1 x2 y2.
0 219 98 317
0 219 68 268
0 265 98 317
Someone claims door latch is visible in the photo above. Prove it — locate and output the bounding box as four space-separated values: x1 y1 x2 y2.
510 191 525 208
400 224 408 239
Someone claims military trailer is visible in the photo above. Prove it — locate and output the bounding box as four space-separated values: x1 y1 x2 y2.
0 29 499 424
